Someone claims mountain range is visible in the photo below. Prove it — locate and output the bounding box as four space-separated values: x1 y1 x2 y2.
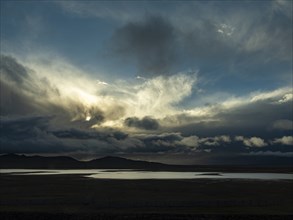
0 154 292 172
0 154 165 169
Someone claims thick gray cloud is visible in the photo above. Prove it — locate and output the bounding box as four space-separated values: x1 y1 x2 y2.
110 15 177 75
0 55 61 97
124 116 159 130
1 2 292 165
165 96 293 139
0 114 292 158
1 55 37 115
0 54 108 125
0 55 62 116
107 3 292 80
52 128 128 141
0 115 128 154
272 136 293 146
0 80 37 115
272 120 293 130
0 116 52 140
1 55 29 83
0 55 291 160
0 116 70 154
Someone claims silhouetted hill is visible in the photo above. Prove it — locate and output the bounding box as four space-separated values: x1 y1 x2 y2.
0 154 82 169
87 156 165 169
0 154 166 169
0 154 292 172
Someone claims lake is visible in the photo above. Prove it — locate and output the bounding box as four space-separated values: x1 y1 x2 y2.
1 169 292 180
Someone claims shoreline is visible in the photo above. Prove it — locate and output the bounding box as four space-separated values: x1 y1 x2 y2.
1 167 293 173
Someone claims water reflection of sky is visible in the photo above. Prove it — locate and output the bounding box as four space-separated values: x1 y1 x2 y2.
1 169 292 180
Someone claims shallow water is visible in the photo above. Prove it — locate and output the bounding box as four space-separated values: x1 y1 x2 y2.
86 171 293 180
1 169 292 180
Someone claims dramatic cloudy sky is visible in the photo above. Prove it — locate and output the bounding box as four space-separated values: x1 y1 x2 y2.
0 1 292 164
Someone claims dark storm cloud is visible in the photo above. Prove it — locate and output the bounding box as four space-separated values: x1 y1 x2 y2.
0 54 128 154
0 116 70 154
187 1 291 72
272 120 293 130
129 132 291 155
110 15 177 75
108 3 291 78
0 117 182 154
166 97 292 139
0 114 291 155
0 54 108 125
215 99 293 139
1 55 29 83
124 116 159 130
0 116 52 140
0 115 128 154
250 145 293 154
181 21 236 70
124 133 184 154
0 117 187 154
179 7 292 72
52 128 128 141
0 80 37 115
52 128 103 139
0 54 291 157
0 54 62 116
141 133 182 143
0 55 37 115
0 55 60 96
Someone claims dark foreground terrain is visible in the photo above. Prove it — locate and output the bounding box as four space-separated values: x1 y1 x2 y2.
0 174 293 219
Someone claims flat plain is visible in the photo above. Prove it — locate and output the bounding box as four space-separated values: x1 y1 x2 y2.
0 173 292 219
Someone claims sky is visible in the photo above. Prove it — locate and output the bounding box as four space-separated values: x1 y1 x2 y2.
0 0 292 164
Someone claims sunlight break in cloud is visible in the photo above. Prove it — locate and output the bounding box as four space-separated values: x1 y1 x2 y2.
1 54 199 130
1 0 292 165
272 136 293 146
131 73 197 118
235 136 267 148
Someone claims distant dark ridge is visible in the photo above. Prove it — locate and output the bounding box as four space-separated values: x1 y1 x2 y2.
0 154 292 172
0 153 83 169
87 155 165 169
0 154 166 169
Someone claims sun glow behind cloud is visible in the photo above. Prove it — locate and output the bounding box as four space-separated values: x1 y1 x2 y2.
23 54 199 122
3 53 291 133
1 52 292 159
1 0 292 161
